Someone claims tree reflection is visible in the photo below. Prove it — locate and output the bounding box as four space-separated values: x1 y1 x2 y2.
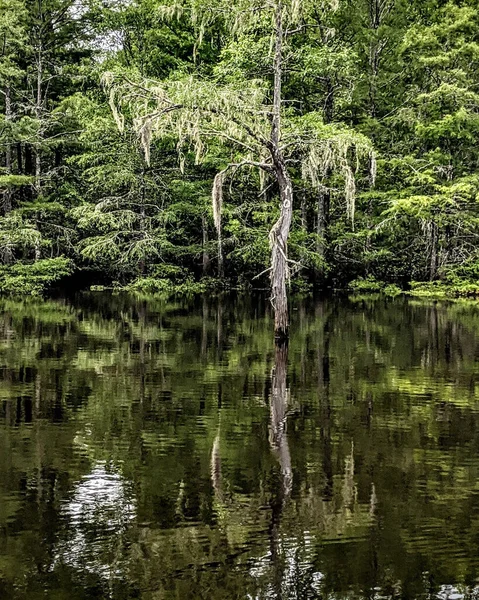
269 341 292 500
4 296 479 598
268 341 292 600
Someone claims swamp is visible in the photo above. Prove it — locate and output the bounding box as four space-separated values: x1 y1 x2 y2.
1 294 479 599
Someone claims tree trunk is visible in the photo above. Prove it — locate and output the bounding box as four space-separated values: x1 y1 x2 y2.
35 42 43 192
316 187 330 275
429 220 438 281
25 144 33 175
3 84 12 214
35 237 42 261
368 0 393 118
268 0 293 341
270 163 293 340
217 224 223 278
202 214 209 274
139 166 146 274
324 78 334 124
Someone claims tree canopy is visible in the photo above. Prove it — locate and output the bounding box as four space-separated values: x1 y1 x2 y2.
1 0 479 308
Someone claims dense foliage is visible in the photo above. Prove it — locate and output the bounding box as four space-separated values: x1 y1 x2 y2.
1 0 479 295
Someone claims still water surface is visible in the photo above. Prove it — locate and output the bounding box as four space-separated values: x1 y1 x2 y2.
1 293 479 599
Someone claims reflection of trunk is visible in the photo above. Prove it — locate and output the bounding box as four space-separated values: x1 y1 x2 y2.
210 387 224 505
268 340 291 598
210 433 223 503
139 302 146 404
34 372 41 418
201 296 208 358
342 443 356 509
35 373 42 503
318 307 333 498
270 341 292 500
216 297 223 358
428 305 439 369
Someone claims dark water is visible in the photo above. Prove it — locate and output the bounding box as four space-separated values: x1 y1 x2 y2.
1 293 479 599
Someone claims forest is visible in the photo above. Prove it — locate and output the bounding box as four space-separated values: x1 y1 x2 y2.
1 0 479 307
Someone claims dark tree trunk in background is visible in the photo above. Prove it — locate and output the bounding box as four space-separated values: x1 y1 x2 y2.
25 145 34 175
17 143 23 174
429 220 438 281
301 193 307 230
316 187 330 276
368 0 393 118
202 215 209 274
3 84 12 214
35 36 43 193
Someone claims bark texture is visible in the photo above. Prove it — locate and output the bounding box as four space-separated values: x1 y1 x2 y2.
270 162 293 340
268 0 293 341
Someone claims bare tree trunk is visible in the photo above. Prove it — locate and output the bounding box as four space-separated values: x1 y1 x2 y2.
35 236 42 261
270 164 293 340
324 78 334 124
217 224 223 278
3 84 12 214
35 41 43 193
139 166 146 274
268 0 293 341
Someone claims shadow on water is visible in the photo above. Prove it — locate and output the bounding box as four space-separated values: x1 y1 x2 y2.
2 294 479 598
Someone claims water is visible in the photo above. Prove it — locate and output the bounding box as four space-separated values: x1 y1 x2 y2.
1 293 479 599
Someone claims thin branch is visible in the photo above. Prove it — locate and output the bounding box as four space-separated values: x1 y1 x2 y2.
253 266 272 280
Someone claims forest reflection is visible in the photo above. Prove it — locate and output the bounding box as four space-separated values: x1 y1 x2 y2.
1 294 479 599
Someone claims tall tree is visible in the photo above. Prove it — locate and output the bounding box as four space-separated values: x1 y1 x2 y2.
105 0 372 339
0 0 28 214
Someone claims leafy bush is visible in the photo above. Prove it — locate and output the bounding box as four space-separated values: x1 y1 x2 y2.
384 284 402 297
349 276 385 293
0 258 73 296
409 280 479 298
